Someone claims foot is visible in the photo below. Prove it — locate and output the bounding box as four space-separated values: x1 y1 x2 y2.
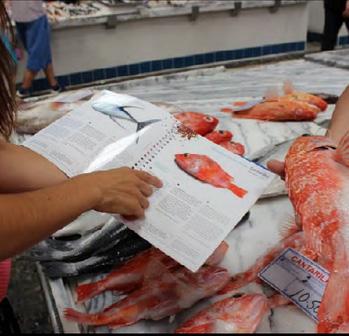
50 84 64 94
16 87 32 99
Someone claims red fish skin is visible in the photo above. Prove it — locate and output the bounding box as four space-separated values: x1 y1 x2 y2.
219 141 245 156
174 112 218 135
76 242 229 303
282 92 328 111
64 265 230 329
230 99 320 121
285 134 349 333
174 153 247 198
175 293 270 333
218 231 305 295
205 130 233 144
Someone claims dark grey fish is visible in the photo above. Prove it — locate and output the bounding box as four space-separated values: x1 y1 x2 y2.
40 234 151 278
91 102 161 133
30 219 128 262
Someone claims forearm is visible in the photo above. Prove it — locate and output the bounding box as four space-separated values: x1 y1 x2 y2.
0 141 67 193
0 174 99 261
326 85 349 144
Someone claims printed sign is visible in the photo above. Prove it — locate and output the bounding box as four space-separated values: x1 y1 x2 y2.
258 247 329 321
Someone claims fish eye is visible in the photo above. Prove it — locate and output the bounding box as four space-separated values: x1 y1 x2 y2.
184 153 189 157
219 130 224 134
232 293 244 299
204 116 214 122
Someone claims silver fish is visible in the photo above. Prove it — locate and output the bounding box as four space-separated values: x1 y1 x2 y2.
30 219 128 262
40 234 151 278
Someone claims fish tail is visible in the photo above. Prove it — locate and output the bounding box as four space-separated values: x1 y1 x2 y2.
317 268 349 332
64 308 102 326
228 183 247 198
136 119 161 132
76 282 104 303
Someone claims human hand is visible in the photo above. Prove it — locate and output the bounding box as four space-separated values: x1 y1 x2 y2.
267 159 285 180
343 0 349 18
85 167 162 218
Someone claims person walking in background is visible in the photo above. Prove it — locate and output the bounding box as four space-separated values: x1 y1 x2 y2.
9 0 63 98
321 0 349 51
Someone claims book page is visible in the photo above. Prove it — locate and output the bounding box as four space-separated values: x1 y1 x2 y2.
23 90 274 272
123 119 274 271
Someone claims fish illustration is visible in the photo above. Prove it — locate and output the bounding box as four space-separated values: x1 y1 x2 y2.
174 112 218 136
92 101 161 133
175 153 247 198
284 132 349 333
204 130 233 144
222 99 320 121
219 141 245 156
175 293 270 333
64 265 230 329
76 241 229 303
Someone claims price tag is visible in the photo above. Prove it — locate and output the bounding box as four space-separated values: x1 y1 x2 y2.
258 248 329 321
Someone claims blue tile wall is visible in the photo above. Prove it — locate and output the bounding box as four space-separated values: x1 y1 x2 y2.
28 41 306 94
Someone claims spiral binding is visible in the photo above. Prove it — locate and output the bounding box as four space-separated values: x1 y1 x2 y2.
132 121 178 171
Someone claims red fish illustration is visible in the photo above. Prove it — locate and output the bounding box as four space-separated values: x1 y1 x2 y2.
174 154 247 198
174 112 218 136
219 141 245 156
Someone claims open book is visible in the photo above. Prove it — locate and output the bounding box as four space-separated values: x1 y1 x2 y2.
23 90 274 272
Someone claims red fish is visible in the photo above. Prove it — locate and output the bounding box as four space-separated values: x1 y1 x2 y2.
175 153 247 198
223 99 320 121
219 141 245 156
174 112 218 135
205 130 233 144
285 132 349 333
64 265 230 329
76 242 229 303
175 293 270 333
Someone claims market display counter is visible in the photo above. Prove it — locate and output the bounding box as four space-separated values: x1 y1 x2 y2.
15 0 308 93
15 54 349 333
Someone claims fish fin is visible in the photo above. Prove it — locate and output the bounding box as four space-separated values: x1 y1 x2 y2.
228 183 247 198
278 215 300 240
136 119 161 132
76 282 103 303
64 308 97 325
283 80 295 95
335 131 349 167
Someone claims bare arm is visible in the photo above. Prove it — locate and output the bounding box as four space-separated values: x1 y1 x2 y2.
326 85 349 144
0 167 162 261
0 140 68 193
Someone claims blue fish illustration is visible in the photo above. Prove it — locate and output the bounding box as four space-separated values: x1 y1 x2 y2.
92 101 161 133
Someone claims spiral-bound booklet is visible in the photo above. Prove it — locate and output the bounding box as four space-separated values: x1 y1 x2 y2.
23 90 274 272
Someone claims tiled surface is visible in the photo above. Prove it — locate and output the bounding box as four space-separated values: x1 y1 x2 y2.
27 41 305 93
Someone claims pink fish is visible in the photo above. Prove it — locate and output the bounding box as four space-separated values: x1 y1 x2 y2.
204 130 233 144
175 153 247 198
175 293 270 333
219 141 245 156
65 265 230 329
174 112 218 136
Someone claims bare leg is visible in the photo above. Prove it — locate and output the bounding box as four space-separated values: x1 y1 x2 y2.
21 69 37 90
43 63 58 87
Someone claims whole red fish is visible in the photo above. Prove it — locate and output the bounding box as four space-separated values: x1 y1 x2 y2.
223 99 320 121
205 130 233 144
219 141 245 156
175 293 270 333
174 112 218 136
65 265 230 329
175 153 247 198
76 242 229 303
285 132 349 333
